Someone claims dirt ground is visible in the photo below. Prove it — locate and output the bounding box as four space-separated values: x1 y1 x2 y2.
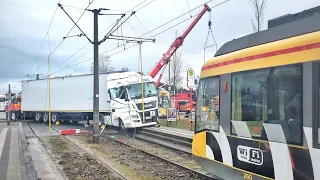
68 134 208 180
41 136 124 180
102 132 205 173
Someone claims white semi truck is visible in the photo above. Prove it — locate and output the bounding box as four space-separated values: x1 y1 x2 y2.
21 72 159 129
0 94 8 112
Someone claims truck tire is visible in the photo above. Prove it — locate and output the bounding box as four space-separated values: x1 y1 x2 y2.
51 113 58 124
43 113 49 123
99 113 104 122
34 112 42 122
119 118 126 131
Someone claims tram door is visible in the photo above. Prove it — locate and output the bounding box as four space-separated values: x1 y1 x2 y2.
314 63 320 148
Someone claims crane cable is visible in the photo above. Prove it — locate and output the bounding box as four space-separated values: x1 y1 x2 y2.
204 11 217 63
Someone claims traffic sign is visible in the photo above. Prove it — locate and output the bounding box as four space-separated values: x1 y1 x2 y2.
187 68 195 89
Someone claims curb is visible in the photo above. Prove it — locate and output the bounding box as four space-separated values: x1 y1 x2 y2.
19 127 38 180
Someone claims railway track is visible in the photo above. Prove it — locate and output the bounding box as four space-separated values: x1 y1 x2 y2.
27 122 129 180
28 122 218 179
133 127 193 154
100 132 217 180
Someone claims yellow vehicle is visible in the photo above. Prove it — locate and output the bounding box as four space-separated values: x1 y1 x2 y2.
158 90 170 118
193 11 320 180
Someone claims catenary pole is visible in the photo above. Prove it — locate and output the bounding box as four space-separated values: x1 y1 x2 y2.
92 9 100 143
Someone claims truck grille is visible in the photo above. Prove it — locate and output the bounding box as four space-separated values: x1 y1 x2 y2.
139 110 158 123
136 101 157 110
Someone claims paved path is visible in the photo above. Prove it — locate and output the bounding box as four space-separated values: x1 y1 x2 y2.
146 125 194 139
0 122 29 180
0 112 6 120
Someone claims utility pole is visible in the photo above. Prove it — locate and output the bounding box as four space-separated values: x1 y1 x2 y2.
58 3 155 143
92 9 100 143
7 84 11 125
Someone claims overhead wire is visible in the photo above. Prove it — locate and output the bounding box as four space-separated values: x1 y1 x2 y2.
135 15 153 38
108 0 228 52
54 0 230 75
54 0 215 74
187 0 193 18
99 0 214 55
51 0 154 75
27 0 62 77
51 18 119 74
135 0 156 12
99 0 214 54
127 20 139 36
128 0 148 12
58 4 88 11
108 0 230 57
51 47 93 75
33 0 95 76
61 1 213 71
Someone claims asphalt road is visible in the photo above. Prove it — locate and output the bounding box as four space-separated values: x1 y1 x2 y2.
21 121 88 137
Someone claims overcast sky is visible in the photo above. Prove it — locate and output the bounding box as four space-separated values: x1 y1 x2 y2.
0 0 319 93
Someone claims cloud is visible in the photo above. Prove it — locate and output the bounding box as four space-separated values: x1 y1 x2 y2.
0 0 319 91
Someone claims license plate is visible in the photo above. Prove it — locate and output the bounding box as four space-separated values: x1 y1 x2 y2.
150 111 156 116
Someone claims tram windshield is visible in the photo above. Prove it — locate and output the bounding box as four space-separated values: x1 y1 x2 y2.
196 77 220 132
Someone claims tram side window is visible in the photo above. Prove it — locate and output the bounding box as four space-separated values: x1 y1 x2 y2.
231 64 302 144
318 87 320 144
317 68 320 145
196 76 220 132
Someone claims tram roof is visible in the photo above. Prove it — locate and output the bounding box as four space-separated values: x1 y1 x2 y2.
201 14 320 78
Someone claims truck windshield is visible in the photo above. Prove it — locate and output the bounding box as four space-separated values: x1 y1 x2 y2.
0 97 6 102
127 82 157 100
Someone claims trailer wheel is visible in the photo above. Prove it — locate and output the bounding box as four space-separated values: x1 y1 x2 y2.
51 113 58 124
34 112 42 122
43 113 49 123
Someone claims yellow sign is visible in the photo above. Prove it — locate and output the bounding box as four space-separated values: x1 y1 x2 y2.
188 69 194 76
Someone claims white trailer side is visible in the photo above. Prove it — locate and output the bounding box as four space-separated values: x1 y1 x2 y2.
21 74 111 122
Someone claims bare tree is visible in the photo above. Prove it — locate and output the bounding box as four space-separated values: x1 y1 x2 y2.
90 54 115 73
165 31 184 94
249 0 267 32
165 49 183 94
120 67 130 72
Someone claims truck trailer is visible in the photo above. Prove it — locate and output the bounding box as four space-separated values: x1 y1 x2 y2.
21 74 111 124
21 71 159 129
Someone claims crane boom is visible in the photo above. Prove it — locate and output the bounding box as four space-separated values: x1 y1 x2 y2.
148 4 211 87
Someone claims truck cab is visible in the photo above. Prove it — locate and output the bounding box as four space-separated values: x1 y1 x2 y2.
106 72 159 129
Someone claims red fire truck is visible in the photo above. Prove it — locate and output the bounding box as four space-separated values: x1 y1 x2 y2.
171 93 196 113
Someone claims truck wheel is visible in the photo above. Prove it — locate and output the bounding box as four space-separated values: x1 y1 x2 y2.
34 112 42 122
51 113 58 124
43 113 49 123
99 113 104 122
119 119 126 131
